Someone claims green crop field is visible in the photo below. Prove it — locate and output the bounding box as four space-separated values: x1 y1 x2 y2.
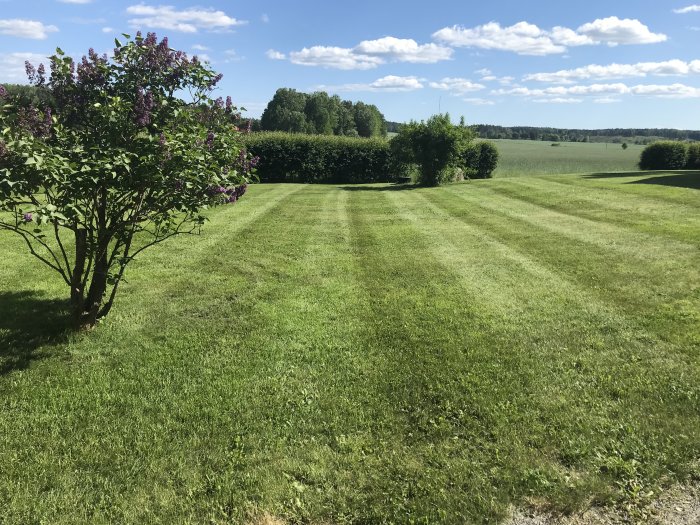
1 172 699 524
491 140 645 177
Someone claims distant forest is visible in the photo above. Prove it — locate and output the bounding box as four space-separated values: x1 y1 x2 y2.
385 121 700 144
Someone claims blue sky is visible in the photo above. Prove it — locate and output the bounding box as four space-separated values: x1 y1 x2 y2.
1 0 699 128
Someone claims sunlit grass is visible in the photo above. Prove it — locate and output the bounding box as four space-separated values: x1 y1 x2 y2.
0 172 698 523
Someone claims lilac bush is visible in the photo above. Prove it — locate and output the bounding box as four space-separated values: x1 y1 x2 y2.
0 33 255 329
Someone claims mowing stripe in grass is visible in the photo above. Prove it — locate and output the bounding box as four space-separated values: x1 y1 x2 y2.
496 177 700 244
441 183 697 264
430 186 699 351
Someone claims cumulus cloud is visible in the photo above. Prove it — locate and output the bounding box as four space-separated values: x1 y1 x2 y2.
429 77 485 94
463 97 495 105
495 83 700 99
126 4 246 33
102 27 114 33
525 59 700 83
674 5 700 13
576 16 667 45
594 97 622 104
354 37 453 63
0 20 58 39
432 17 666 55
285 36 452 69
290 46 383 70
433 21 566 55
192 44 209 51
0 52 49 82
266 49 286 60
318 75 424 92
533 97 583 104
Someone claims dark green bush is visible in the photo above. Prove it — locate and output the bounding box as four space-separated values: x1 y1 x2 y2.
639 141 688 170
465 141 499 179
242 132 392 183
390 114 475 186
686 143 700 170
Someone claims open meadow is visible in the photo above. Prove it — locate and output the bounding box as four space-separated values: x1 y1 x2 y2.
1 171 698 524
492 140 645 177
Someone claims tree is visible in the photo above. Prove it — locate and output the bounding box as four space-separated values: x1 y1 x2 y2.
304 91 336 135
260 88 309 133
391 114 474 186
0 33 254 329
621 142 628 150
354 102 386 138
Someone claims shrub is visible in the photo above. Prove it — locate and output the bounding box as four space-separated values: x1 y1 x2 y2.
639 141 688 170
391 114 475 186
686 143 700 170
0 34 252 329
468 141 499 179
242 132 391 183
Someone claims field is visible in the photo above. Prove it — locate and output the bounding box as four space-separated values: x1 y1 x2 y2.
1 172 699 523
492 140 645 177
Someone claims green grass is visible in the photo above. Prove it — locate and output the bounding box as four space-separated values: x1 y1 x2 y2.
492 139 645 177
1 172 699 524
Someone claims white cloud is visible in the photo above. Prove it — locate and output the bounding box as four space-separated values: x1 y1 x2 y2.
0 20 58 39
261 13 270 23
0 52 49 82
192 44 209 51
533 97 583 104
429 77 485 94
318 75 424 92
674 5 700 13
58 0 93 3
495 82 700 99
102 27 114 33
286 36 452 70
433 21 566 55
576 16 667 46
289 46 383 70
266 49 286 60
433 16 666 55
354 36 453 63
463 97 495 105
594 97 622 104
126 4 246 33
525 59 700 83
475 68 492 76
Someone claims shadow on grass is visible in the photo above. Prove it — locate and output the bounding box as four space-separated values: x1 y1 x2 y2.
0 291 70 375
340 183 421 192
585 170 700 190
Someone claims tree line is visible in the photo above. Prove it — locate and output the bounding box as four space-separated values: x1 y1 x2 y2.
472 124 700 144
260 88 386 138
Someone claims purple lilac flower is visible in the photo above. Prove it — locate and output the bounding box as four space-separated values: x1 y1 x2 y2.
23 213 33 223
214 97 224 109
225 96 232 113
0 85 6 98
25 61 37 84
134 87 154 127
0 140 7 157
205 131 215 149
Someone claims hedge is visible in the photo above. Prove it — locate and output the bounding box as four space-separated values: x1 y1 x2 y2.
242 132 392 183
639 141 689 170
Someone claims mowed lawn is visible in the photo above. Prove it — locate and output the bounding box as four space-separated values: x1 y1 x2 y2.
1 172 699 524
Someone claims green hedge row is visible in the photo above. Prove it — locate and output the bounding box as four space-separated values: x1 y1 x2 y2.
639 141 700 170
242 132 392 183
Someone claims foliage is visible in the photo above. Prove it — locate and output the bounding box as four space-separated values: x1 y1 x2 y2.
686 142 700 169
639 141 688 170
0 33 253 329
464 141 499 179
242 131 391 183
621 142 628 150
390 114 475 186
260 88 386 138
